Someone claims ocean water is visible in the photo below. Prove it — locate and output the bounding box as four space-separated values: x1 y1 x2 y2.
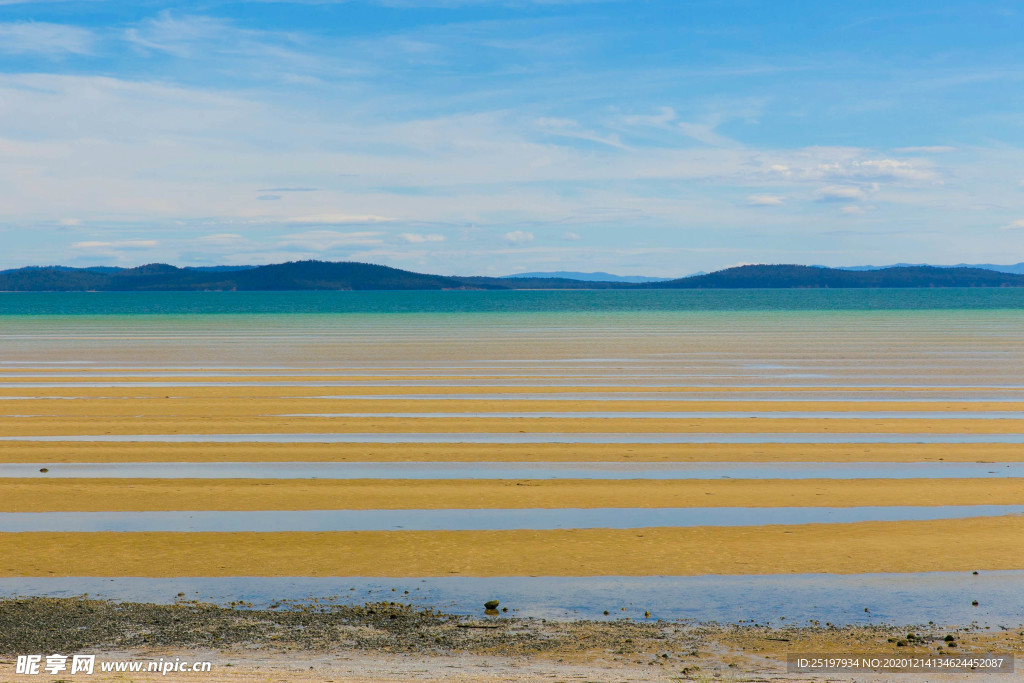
3 288 1024 315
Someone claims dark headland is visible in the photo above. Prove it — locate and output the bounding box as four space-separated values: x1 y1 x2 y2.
3 261 1024 291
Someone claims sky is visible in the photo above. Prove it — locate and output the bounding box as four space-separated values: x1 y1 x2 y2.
0 0 1022 276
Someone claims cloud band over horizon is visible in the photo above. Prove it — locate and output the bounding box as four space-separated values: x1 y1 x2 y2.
0 1 1022 275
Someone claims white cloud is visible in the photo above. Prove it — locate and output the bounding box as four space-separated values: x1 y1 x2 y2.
621 107 676 128
813 158 934 182
893 146 956 154
1001 220 1024 231
503 230 534 245
399 232 445 243
534 117 629 150
561 231 581 240
277 230 383 250
72 240 159 249
746 194 785 207
816 185 875 203
677 120 737 148
284 215 390 224
197 233 247 246
0 22 95 56
840 205 867 215
125 13 229 58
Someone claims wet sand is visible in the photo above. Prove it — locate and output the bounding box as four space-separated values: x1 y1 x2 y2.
4 310 1024 680
2 516 1023 577
7 413 1024 435
4 441 1024 463
3 477 1023 511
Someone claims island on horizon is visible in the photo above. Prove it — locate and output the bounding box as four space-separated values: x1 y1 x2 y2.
3 261 1024 291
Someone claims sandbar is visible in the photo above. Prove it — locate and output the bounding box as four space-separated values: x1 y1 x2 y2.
5 414 1024 435
2 516 1023 576
2 477 1022 512
2 441 1022 463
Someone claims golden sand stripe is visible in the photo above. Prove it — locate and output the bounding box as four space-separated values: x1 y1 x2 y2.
3 398 1024 416
2 385 1023 398
3 516 1022 576
0 375 604 384
2 478 1022 512
4 416 1024 435
2 442 1021 463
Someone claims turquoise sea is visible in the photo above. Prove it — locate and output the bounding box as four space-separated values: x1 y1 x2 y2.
2 288 1024 315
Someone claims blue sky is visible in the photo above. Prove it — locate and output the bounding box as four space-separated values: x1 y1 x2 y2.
0 0 1022 275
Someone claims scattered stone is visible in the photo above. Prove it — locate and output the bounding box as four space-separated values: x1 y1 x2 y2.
484 600 500 610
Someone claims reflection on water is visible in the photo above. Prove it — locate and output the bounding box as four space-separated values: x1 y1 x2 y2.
272 410 1024 419
310 392 1024 402
3 505 1023 532
1 572 1020 626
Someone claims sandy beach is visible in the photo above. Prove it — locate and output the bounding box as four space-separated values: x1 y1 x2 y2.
3 516 1023 576
4 476 1024 511
4 440 1024 463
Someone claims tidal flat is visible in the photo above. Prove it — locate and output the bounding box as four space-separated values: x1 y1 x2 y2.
2 293 1024 679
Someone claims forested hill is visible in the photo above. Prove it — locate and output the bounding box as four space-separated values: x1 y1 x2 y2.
0 261 477 291
3 261 1024 291
650 264 1024 288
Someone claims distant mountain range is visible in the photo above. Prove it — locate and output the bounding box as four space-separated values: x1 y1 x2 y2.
646 264 1024 288
3 261 1024 291
838 262 1024 275
503 271 672 283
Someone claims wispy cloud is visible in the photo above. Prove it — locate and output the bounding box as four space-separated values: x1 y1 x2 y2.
535 117 630 150
815 185 876 203
676 120 739 148
196 233 248 246
277 230 384 249
893 146 956 154
0 22 95 55
0 4 1023 273
503 230 534 245
72 240 159 249
284 215 390 225
812 158 935 182
123 11 325 79
746 194 785 206
399 232 445 243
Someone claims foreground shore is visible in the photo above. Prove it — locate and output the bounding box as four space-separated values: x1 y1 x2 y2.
1 598 1020 682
